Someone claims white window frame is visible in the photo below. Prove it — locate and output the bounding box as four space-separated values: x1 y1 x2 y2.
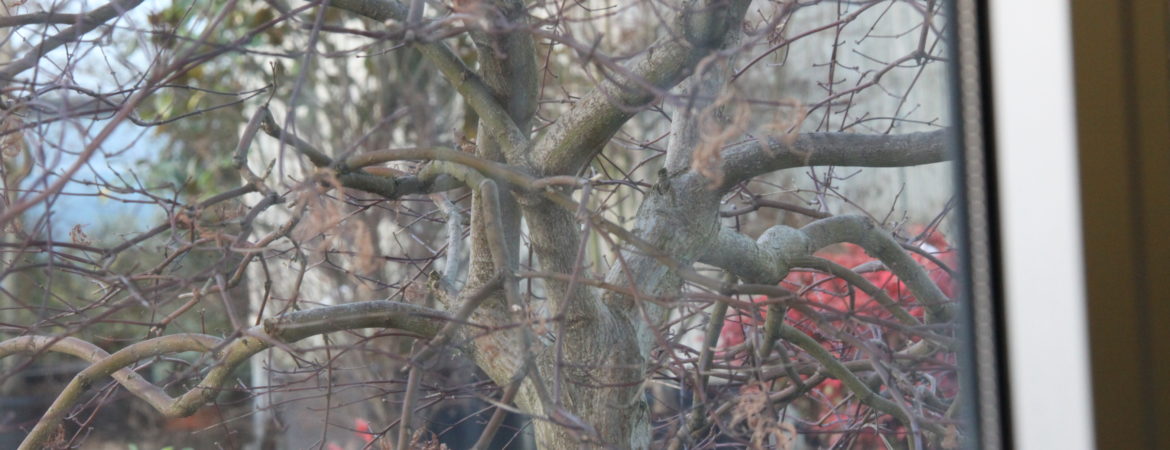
988 2 1095 449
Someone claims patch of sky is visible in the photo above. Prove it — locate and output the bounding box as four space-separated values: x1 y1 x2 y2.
20 113 166 239
9 0 182 240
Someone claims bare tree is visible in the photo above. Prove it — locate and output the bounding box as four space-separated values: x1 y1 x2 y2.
1 0 961 448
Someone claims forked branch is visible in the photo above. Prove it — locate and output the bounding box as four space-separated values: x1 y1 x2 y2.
701 215 953 322
4 300 445 450
530 0 752 176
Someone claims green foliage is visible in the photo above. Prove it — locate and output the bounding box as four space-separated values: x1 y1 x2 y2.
140 2 292 199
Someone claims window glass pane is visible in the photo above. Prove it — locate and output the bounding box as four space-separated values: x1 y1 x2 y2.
0 1 986 448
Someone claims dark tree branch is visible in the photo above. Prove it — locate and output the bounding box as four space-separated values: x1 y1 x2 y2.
778 324 945 437
789 255 921 327
0 0 146 83
344 147 535 190
720 197 832 219
0 12 84 28
719 129 950 191
471 366 527 450
802 215 953 322
258 107 334 167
